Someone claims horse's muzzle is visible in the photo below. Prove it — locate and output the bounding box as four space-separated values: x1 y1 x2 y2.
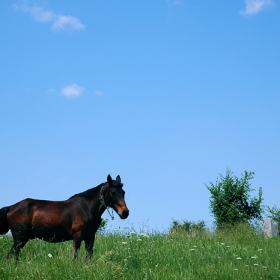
119 209 129 219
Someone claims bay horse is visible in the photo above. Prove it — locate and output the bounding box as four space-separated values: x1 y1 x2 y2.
0 174 129 259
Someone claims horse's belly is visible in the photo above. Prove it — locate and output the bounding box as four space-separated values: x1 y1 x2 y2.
31 224 72 242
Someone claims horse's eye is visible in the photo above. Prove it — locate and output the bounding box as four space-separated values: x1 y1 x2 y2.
110 188 116 194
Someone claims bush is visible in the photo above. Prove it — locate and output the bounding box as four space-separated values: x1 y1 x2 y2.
97 219 108 235
169 220 207 235
266 205 280 234
206 169 263 229
266 205 280 223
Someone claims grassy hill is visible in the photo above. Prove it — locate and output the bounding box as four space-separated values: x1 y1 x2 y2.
0 224 279 279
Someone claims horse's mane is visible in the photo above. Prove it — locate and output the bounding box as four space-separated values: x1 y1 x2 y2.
69 183 106 200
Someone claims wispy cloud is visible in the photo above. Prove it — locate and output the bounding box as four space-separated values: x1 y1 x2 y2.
94 90 104 96
240 0 274 16
61 84 84 98
52 15 85 31
13 2 85 31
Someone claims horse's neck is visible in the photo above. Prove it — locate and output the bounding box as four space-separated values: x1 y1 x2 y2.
87 187 106 217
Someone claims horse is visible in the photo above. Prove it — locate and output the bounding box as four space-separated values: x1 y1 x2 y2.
0 174 129 259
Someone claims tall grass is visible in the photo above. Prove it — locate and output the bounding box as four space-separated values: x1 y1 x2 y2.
1 224 279 279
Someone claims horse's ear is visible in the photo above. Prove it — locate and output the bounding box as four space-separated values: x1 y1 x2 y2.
107 174 113 184
116 175 121 183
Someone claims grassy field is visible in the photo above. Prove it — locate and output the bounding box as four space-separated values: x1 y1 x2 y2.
1 224 280 279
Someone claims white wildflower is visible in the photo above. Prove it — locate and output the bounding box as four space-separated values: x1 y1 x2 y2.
48 253 53 258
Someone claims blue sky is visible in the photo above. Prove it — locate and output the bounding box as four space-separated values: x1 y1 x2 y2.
1 0 279 232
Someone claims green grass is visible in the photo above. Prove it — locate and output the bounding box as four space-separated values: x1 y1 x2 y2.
1 224 280 279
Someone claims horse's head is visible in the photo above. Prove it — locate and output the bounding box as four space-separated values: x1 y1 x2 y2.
103 174 129 219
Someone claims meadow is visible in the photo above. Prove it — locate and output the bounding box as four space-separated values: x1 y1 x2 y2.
0 224 280 280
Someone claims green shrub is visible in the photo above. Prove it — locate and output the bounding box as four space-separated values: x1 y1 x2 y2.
169 220 207 235
266 204 280 234
206 169 263 229
96 218 108 235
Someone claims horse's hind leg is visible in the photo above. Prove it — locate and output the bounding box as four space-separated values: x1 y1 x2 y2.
7 237 29 260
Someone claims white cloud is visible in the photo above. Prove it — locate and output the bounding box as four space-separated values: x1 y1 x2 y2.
52 15 85 31
61 84 84 98
94 90 104 96
13 2 85 31
240 0 274 16
12 4 55 22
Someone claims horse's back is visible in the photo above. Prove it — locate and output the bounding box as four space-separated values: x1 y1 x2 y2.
8 198 59 217
7 198 37 225
7 197 92 242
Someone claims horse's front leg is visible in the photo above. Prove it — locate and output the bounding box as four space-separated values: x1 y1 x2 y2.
73 233 82 259
84 234 96 259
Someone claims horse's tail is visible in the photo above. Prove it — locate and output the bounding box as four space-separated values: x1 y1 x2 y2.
0 206 10 234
